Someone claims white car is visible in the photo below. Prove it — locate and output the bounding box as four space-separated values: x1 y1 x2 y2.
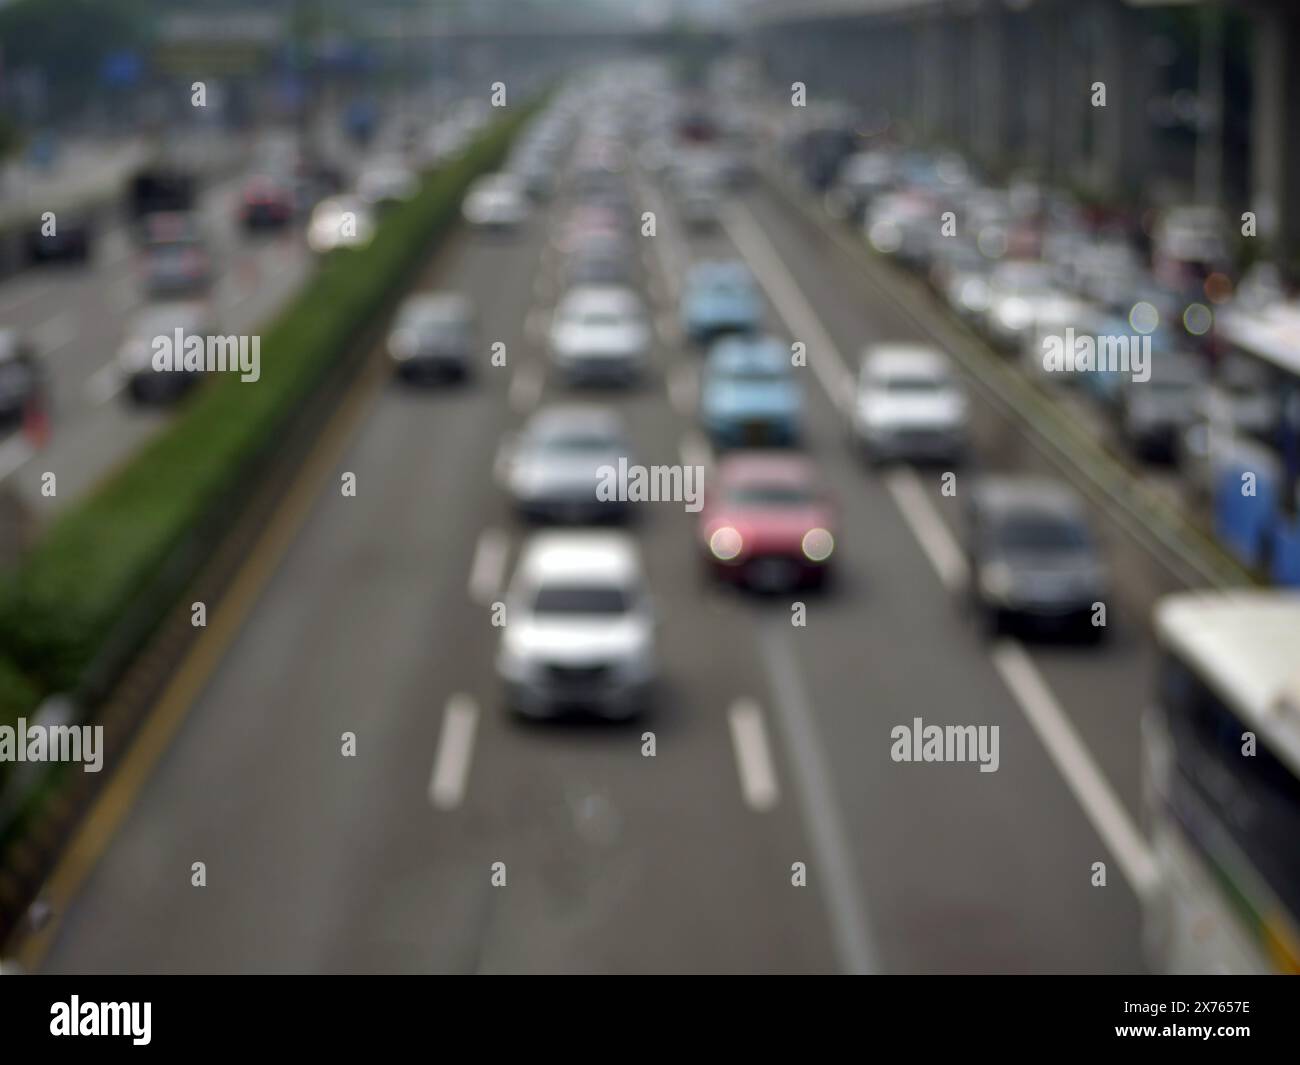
496 531 657 719
117 301 215 403
463 174 528 229
851 343 968 463
357 158 419 208
307 196 374 253
984 260 1060 348
548 285 650 384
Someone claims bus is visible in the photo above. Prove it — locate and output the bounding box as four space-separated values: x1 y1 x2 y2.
1144 590 1300 973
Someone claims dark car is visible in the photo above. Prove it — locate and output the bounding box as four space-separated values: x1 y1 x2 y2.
967 477 1109 640
24 212 93 264
239 175 295 230
387 293 475 382
0 329 42 423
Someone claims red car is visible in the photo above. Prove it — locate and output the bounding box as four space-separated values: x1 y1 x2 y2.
699 453 837 592
239 175 294 230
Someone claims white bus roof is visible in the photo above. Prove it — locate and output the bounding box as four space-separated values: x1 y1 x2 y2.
1155 590 1300 776
1217 300 1300 378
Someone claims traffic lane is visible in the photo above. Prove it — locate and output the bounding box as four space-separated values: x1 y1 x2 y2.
445 198 837 972
3 182 316 512
38 218 539 973
735 181 1185 819
41 201 836 973
654 182 1143 971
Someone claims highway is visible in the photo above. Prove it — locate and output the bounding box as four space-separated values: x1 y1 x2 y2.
27 121 1188 973
0 119 381 515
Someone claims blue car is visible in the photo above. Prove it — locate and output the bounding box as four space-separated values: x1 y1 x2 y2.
700 335 802 448
680 261 763 345
1080 311 1178 411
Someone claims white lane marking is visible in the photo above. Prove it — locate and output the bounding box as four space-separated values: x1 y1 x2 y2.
0 436 34 481
758 618 881 974
101 227 133 267
84 360 124 405
468 527 509 606
525 306 548 345
655 310 683 348
508 361 544 413
33 310 77 353
667 361 696 416
533 270 551 302
882 467 969 593
720 202 855 409
678 428 713 472
639 179 687 302
108 277 137 312
0 281 53 318
429 694 480 811
728 698 780 812
990 640 1160 902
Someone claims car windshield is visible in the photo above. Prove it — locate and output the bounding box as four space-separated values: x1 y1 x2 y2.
716 364 786 384
883 375 944 393
997 512 1091 551
578 310 632 328
534 585 629 615
538 432 620 453
995 264 1051 293
727 483 815 507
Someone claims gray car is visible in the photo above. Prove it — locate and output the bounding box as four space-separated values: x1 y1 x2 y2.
387 293 475 382
504 405 634 523
967 477 1109 640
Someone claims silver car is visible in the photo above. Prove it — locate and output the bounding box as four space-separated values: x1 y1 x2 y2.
497 531 657 719
503 406 633 523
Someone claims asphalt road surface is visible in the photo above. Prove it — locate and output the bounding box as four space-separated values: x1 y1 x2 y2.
33 137 1186 975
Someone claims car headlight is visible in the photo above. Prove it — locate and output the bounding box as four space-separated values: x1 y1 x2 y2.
709 526 744 561
997 299 1032 331
496 641 533 682
980 562 1014 600
388 328 418 360
802 528 834 562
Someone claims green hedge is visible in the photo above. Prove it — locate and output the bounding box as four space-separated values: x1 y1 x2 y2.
0 106 535 742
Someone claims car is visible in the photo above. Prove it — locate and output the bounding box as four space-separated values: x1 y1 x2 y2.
966 476 1108 639
1153 205 1230 287
1117 352 1206 461
307 196 374 253
0 329 42 424
387 293 475 381
503 406 634 523
699 335 801 448
864 190 938 268
496 531 657 719
24 211 93 263
698 452 836 592
983 260 1061 349
239 175 294 230
680 261 763 345
851 344 968 463
117 301 215 404
562 233 634 287
357 157 419 209
548 285 650 385
827 149 899 222
463 174 529 229
139 212 212 297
